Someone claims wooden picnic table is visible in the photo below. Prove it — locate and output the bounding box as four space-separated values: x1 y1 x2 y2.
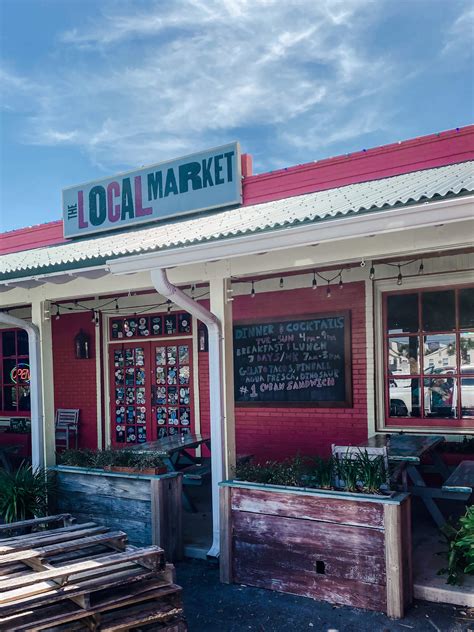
130 433 210 471
442 460 474 495
359 434 460 528
130 434 211 513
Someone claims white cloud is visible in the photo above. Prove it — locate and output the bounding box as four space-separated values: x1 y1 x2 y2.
442 5 474 58
2 0 404 172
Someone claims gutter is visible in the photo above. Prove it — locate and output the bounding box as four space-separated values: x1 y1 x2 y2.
0 313 44 470
150 269 224 558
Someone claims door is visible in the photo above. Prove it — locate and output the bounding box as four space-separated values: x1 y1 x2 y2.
110 340 193 446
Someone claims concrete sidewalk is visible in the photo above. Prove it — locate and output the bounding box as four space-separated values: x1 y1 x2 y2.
175 559 473 632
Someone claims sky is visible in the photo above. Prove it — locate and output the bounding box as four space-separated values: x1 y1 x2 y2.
0 0 473 232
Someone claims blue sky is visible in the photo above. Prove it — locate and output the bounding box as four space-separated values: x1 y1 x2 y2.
1 0 473 232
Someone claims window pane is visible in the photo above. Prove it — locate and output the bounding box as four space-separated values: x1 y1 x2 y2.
461 378 474 418
17 385 30 411
424 377 457 418
2 331 15 357
388 378 420 417
422 290 455 331
388 337 419 374
423 335 456 374
17 330 28 356
3 386 17 411
459 288 474 329
387 294 418 334
2 359 16 385
460 332 474 369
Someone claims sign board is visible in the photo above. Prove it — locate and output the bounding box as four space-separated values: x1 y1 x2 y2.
63 142 241 238
233 312 352 407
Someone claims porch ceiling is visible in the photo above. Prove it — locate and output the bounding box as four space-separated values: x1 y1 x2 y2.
1 160 473 283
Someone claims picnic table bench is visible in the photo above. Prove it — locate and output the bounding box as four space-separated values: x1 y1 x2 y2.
442 460 474 496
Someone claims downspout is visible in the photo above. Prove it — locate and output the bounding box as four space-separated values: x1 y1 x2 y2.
150 269 224 558
0 313 44 470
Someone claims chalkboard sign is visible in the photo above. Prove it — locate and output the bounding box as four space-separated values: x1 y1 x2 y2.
233 312 352 407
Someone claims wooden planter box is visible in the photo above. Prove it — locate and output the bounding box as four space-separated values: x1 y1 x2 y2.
220 481 412 618
50 465 183 561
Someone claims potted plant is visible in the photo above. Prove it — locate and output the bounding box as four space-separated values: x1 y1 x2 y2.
0 462 54 523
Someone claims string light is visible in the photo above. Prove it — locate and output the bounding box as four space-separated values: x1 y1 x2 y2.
167 300 172 313
250 280 256 298
326 281 331 298
369 263 375 281
91 310 96 323
279 277 284 289
397 265 403 286
55 305 61 320
115 299 119 311
338 273 343 290
312 271 317 290
419 260 424 274
191 284 196 299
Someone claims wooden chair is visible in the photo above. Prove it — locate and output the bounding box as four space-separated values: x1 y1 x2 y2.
331 444 389 488
55 409 80 451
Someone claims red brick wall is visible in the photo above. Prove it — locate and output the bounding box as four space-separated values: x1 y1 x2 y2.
52 313 98 449
198 281 368 460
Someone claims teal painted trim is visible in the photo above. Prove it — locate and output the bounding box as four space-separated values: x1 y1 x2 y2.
219 479 409 505
50 464 179 481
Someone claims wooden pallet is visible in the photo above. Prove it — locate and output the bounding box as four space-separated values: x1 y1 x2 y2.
0 515 187 631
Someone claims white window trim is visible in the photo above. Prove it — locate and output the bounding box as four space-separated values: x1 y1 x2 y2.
374 269 474 435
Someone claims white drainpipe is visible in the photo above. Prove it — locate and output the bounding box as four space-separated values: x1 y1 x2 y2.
0 313 44 470
150 269 224 558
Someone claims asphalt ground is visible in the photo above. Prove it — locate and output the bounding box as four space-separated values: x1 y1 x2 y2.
175 558 473 632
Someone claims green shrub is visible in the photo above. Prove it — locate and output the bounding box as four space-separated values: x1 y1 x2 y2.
58 448 165 471
235 450 390 495
0 463 54 523
439 505 474 585
235 456 308 487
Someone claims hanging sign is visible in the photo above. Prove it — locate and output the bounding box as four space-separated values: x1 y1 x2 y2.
63 142 241 238
233 312 352 407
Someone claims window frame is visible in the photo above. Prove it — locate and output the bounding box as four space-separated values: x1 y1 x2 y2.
0 328 31 417
374 273 474 434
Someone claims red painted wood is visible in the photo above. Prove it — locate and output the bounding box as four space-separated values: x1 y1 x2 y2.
233 542 387 611
231 487 384 528
232 509 387 611
242 126 474 206
232 510 385 557
1 221 65 255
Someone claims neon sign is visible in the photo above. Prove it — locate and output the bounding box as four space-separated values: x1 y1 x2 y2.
10 363 30 384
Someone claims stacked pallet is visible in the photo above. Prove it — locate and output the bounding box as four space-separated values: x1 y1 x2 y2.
0 514 187 631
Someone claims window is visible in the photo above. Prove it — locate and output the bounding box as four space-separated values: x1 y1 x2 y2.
384 286 474 427
0 329 30 415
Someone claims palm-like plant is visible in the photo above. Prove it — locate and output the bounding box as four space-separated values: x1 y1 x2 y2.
0 463 54 523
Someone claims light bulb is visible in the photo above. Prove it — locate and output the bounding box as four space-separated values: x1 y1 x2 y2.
369 265 375 281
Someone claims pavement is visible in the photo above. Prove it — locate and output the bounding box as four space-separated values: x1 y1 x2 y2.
175 558 474 632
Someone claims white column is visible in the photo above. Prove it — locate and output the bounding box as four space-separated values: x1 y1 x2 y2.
209 277 236 478
31 300 56 466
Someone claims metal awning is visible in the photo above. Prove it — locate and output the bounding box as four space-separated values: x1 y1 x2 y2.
1 160 473 282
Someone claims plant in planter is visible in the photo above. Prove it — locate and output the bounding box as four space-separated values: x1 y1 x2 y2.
439 505 474 585
103 450 167 474
0 463 54 523
236 452 391 496
57 449 97 468
235 456 308 487
58 448 167 474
